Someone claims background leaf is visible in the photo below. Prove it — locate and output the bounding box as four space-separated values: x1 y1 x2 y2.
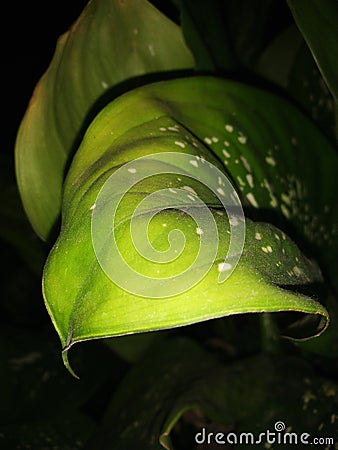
41 76 337 372
287 0 338 104
88 338 338 449
256 25 336 143
173 0 236 71
174 0 275 71
15 0 194 240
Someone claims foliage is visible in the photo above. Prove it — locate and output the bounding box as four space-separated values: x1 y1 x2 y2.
3 0 338 448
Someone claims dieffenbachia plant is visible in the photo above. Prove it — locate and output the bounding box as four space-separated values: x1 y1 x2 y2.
14 0 338 447
16 0 337 367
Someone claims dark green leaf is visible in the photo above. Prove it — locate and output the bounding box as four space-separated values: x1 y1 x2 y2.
175 0 273 70
256 25 303 88
90 338 338 449
173 0 236 71
288 0 338 103
86 338 218 450
298 292 338 359
288 41 336 141
222 0 274 66
104 330 169 363
256 25 336 142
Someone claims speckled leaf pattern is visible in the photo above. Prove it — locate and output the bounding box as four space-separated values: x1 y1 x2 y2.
88 338 338 449
15 0 194 240
42 77 337 374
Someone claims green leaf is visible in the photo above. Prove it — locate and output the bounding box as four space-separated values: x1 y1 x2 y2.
174 0 273 70
173 0 236 71
298 292 338 359
15 0 194 240
42 77 337 374
288 0 338 103
256 25 336 142
220 0 275 67
89 338 338 449
104 330 169 363
287 42 336 142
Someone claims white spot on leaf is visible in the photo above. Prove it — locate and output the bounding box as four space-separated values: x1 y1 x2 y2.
240 156 251 172
175 141 186 148
265 156 276 167
246 192 259 208
246 174 254 188
182 186 197 195
218 262 232 272
148 44 155 56
293 266 302 277
238 135 247 144
168 126 179 132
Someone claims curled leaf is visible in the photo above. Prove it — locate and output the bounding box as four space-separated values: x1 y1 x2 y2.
42 77 336 374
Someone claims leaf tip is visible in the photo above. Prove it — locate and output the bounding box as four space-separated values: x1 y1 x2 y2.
62 347 80 379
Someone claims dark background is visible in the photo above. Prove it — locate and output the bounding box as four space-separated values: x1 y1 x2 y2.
3 1 88 156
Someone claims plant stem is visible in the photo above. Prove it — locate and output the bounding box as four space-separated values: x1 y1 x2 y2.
259 313 281 354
